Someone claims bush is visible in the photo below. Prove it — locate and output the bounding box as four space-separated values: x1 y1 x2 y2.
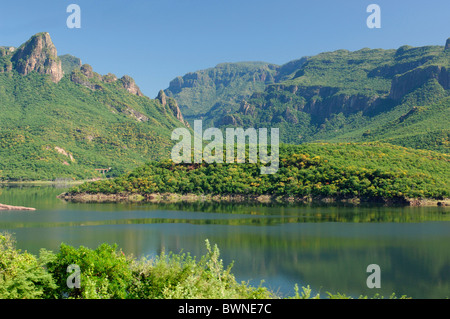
0 232 57 299
46 243 132 299
128 239 274 299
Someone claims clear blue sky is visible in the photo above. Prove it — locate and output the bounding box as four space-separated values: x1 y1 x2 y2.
1 0 449 97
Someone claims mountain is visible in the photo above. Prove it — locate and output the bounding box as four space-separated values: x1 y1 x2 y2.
164 39 450 153
164 61 278 127
0 32 188 181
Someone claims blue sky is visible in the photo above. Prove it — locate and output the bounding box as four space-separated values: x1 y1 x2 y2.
1 0 449 97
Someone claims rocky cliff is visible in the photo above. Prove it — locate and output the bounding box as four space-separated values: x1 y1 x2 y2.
11 32 63 83
119 75 144 96
164 38 449 151
389 65 450 100
164 62 279 121
157 90 190 127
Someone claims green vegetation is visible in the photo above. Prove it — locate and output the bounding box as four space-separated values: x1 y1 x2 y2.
0 33 190 182
0 232 409 299
0 232 56 299
165 62 279 127
59 54 82 74
0 70 186 181
68 142 450 203
166 42 449 152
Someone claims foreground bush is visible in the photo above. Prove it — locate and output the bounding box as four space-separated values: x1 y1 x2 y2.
0 233 56 299
128 240 273 299
46 242 133 299
0 232 273 299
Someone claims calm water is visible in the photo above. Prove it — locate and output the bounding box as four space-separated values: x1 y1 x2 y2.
0 185 449 299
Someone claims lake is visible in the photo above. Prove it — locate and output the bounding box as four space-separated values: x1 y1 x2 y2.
0 185 449 299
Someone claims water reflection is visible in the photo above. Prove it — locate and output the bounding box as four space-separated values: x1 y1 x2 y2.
0 185 449 298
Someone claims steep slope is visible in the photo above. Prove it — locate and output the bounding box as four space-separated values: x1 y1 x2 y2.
164 39 450 153
164 61 278 127
236 42 449 150
0 33 188 181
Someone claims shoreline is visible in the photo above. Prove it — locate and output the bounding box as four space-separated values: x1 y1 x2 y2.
57 192 450 207
0 203 36 211
0 179 101 186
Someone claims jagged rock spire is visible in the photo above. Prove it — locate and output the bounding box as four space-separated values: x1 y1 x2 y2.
11 32 63 83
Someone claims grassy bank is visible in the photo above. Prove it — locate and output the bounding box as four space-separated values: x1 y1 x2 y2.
0 232 409 299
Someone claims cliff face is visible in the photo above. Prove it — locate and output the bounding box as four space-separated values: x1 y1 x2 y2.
157 90 190 127
11 32 63 83
160 39 448 148
389 65 450 100
165 62 279 119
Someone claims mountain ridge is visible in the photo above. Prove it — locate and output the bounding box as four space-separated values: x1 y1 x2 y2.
164 39 449 153
0 32 189 181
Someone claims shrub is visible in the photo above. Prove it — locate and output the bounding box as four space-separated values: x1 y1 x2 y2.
0 232 57 299
128 239 274 299
46 242 132 299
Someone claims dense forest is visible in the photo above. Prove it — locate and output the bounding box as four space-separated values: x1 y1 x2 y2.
66 142 450 203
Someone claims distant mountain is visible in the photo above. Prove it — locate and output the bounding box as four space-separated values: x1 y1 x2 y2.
164 61 278 127
165 39 450 153
0 32 188 181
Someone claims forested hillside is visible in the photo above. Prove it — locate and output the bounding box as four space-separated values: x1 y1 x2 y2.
66 143 450 204
165 40 450 153
0 33 188 181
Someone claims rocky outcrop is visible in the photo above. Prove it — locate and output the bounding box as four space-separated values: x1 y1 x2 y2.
389 65 450 100
102 73 117 83
239 101 255 116
157 90 189 126
305 93 381 119
80 64 96 79
54 146 76 162
445 38 450 51
11 32 63 83
70 64 103 90
119 75 144 96
157 89 167 106
69 63 144 97
219 114 242 126
0 46 15 57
